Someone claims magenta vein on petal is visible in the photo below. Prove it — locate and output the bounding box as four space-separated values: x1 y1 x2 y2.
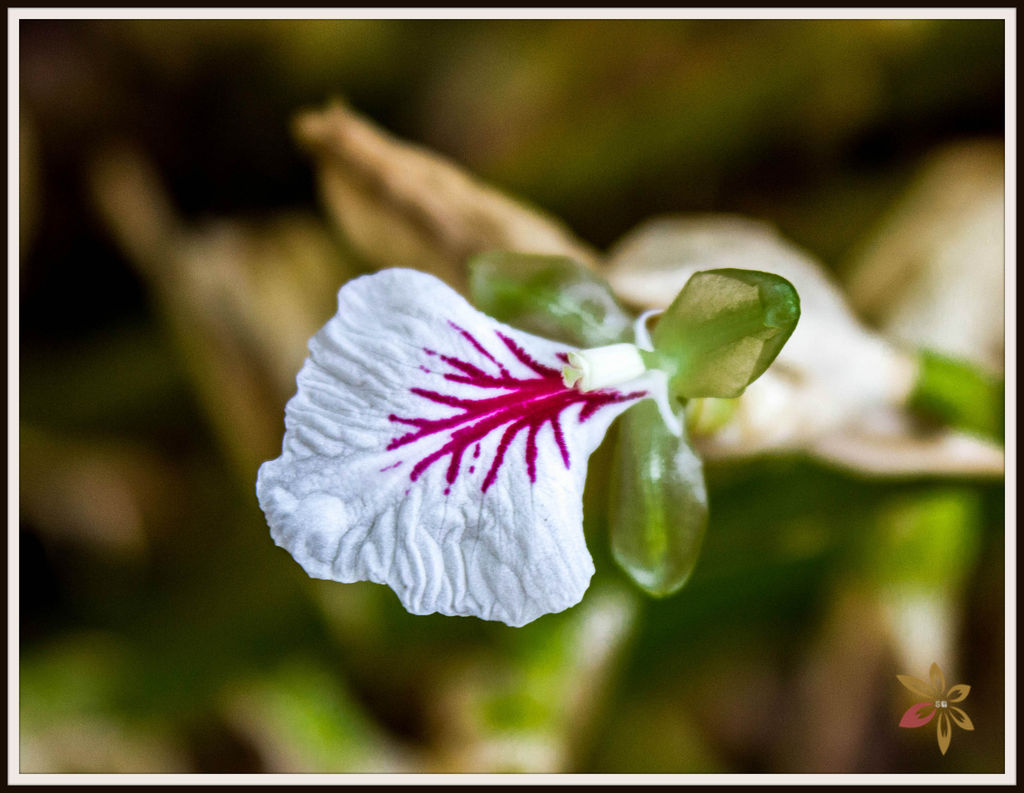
386 322 645 493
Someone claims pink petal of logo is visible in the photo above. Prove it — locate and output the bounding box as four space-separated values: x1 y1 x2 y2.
899 702 937 728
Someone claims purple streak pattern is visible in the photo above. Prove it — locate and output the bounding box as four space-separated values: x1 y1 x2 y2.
387 322 645 493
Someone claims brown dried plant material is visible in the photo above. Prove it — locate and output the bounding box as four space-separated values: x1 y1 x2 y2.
293 100 599 292
20 713 189 773
781 584 890 772
19 426 175 560
807 412 1005 478
87 148 350 480
843 140 1005 374
604 215 1003 478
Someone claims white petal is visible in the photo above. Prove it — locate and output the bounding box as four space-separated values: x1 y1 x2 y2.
257 269 647 627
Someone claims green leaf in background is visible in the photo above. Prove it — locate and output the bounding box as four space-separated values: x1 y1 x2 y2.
217 658 407 772
610 399 708 597
647 268 800 400
468 251 632 347
861 488 982 592
909 348 1004 442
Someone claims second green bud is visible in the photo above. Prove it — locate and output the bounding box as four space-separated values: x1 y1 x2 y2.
610 399 708 597
645 268 800 401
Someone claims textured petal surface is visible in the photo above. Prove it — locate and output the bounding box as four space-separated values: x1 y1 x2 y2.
257 269 648 627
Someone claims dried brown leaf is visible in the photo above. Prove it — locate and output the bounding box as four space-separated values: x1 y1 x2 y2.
293 100 598 292
87 147 350 479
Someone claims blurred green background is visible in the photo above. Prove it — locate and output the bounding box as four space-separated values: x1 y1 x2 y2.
18 18 1005 773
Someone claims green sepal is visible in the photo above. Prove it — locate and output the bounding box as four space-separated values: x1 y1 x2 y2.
648 268 800 400
610 399 708 598
909 349 1004 442
468 251 632 347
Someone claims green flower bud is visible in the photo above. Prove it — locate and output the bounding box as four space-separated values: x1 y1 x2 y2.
646 268 800 400
468 251 632 347
610 399 708 597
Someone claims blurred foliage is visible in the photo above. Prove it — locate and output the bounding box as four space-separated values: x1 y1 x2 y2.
18 18 1005 774
910 349 1005 442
